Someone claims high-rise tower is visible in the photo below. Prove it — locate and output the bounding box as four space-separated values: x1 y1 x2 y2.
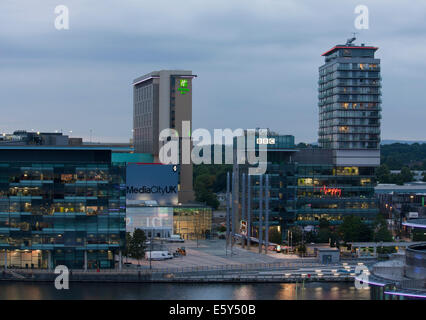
318 38 381 166
132 70 196 203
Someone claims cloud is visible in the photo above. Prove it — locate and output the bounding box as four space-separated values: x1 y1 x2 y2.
0 0 426 142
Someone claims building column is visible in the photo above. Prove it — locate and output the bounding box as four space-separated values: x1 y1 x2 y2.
258 175 263 254
247 174 251 250
118 249 122 271
373 246 377 256
231 172 236 252
84 250 87 271
226 172 230 254
241 174 246 249
265 174 269 255
48 250 52 270
4 249 7 271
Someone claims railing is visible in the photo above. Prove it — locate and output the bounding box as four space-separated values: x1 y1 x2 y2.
171 274 354 281
10 260 343 276
399 279 426 290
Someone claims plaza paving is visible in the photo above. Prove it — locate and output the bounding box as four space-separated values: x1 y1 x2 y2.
126 239 315 270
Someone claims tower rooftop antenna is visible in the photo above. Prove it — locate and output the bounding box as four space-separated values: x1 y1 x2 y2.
346 33 357 45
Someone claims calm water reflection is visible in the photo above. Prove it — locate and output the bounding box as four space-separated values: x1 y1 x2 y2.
0 282 371 300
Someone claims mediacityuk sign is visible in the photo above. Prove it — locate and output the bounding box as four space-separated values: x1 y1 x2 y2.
126 163 179 206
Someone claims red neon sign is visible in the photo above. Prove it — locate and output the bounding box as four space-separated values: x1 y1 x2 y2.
318 186 342 197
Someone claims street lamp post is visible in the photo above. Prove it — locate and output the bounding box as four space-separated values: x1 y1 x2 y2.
226 172 230 256
258 175 263 254
149 231 153 270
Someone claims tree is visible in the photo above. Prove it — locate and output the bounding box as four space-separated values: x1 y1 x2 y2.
195 189 220 209
193 168 226 209
359 223 374 242
376 164 391 183
297 244 306 255
374 224 393 242
373 214 393 242
296 142 309 149
380 143 426 170
130 228 147 265
123 232 132 262
400 166 414 183
317 228 331 243
217 225 226 233
288 226 302 245
338 215 373 243
305 231 318 243
392 174 404 185
319 218 330 230
269 228 282 244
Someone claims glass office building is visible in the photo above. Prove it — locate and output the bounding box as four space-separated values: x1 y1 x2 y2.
173 206 212 240
126 205 212 240
0 146 126 269
235 133 378 241
234 41 381 242
286 162 378 227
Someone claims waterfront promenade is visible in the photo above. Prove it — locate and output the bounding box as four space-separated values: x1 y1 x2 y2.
0 240 371 284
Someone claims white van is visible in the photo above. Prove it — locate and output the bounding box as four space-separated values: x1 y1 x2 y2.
145 251 173 261
168 235 184 243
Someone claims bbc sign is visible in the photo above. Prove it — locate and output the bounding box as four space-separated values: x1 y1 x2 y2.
126 164 179 206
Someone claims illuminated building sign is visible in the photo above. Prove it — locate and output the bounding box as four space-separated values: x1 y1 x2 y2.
317 186 342 197
177 79 190 95
256 138 276 145
126 164 179 206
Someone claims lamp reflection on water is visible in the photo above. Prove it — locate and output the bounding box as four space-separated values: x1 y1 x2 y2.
233 285 256 300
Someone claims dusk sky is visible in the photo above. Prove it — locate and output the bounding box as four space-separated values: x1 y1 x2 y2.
1 0 425 143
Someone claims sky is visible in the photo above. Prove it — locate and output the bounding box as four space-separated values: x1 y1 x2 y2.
1 0 426 143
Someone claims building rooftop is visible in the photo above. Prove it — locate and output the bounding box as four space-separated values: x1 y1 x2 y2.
0 145 132 152
133 70 196 86
403 219 426 229
321 44 379 56
375 183 426 194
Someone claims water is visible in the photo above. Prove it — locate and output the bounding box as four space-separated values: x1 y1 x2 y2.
0 282 371 300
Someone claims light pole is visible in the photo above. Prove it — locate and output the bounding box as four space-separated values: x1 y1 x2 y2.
231 172 236 256
242 173 246 249
247 174 251 250
196 215 200 248
258 175 263 254
265 174 269 255
149 230 153 270
226 172 230 256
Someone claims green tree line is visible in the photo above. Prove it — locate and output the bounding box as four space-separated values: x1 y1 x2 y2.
381 143 426 170
286 214 392 247
193 164 232 209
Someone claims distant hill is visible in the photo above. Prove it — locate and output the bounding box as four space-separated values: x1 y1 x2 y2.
306 140 426 146
381 139 426 145
380 143 426 170
302 141 426 170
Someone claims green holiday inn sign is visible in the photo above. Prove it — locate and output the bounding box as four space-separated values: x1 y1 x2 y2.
178 79 190 95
